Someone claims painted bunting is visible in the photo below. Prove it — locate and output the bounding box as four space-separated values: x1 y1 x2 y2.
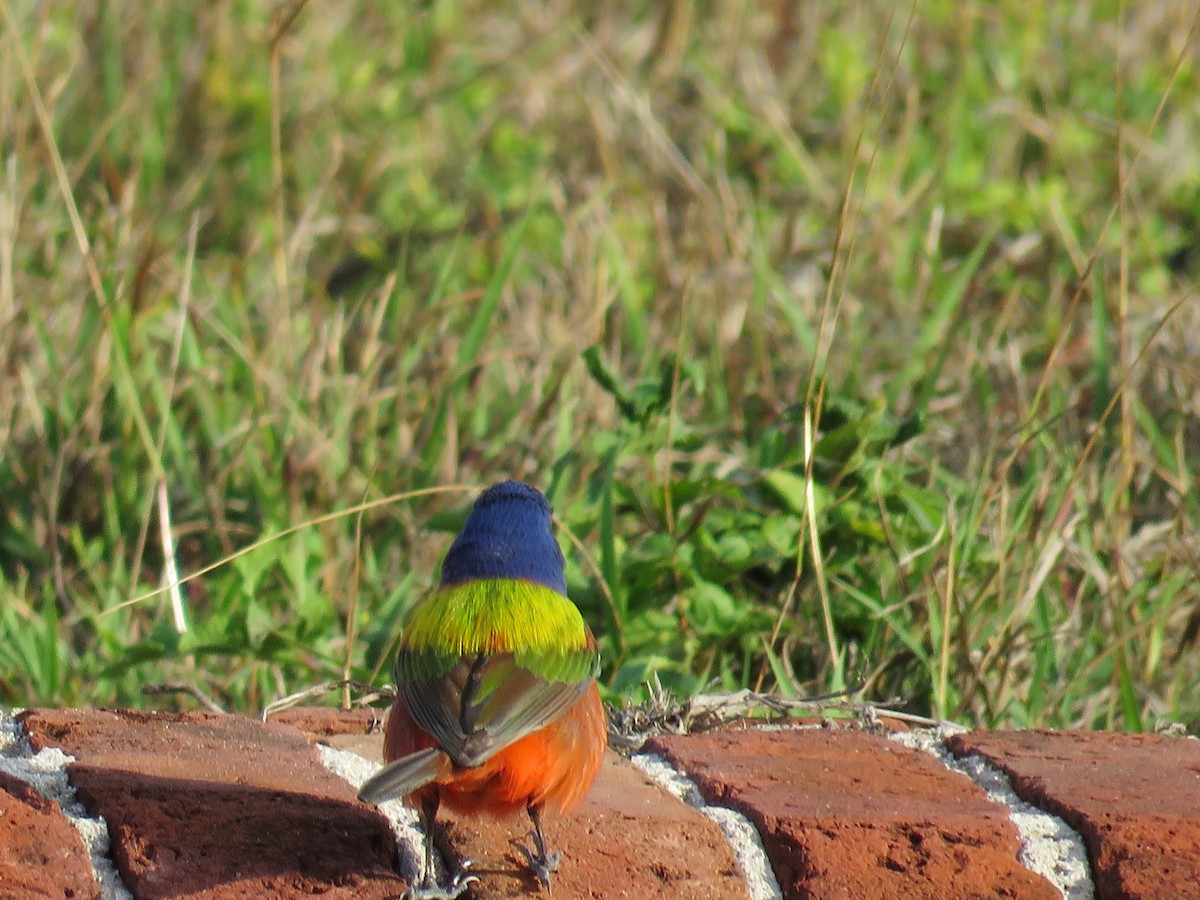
358 480 606 897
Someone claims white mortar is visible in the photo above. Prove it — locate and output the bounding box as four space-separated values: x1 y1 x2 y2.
631 752 783 900
892 728 1094 899
317 744 444 885
0 708 132 900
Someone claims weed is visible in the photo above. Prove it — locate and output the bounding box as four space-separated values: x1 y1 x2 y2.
0 1 1197 730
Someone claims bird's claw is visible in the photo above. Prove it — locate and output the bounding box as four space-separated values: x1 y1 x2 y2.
403 858 478 900
518 830 561 893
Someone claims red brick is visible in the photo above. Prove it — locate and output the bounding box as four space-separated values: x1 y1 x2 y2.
0 770 99 899
947 729 1200 900
438 754 748 899
269 706 385 761
647 727 1058 899
19 709 407 899
269 706 383 738
285 707 748 899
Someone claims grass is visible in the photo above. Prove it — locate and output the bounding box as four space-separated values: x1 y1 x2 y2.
0 1 1198 731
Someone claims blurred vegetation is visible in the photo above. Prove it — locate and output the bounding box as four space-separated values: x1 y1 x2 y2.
0 1 1198 730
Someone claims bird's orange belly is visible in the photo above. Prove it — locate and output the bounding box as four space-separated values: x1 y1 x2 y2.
385 683 607 818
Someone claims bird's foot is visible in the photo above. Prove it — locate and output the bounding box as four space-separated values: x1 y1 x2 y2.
518 831 561 894
403 858 478 900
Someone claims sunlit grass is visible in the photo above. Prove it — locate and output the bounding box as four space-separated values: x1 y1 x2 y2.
0 1 1197 731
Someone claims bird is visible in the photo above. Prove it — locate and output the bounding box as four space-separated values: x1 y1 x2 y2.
358 480 607 897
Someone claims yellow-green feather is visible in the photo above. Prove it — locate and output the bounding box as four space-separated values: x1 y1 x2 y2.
403 579 589 655
394 578 599 762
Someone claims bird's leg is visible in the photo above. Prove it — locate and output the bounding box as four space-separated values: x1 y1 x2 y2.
404 794 477 900
419 796 438 889
518 803 562 894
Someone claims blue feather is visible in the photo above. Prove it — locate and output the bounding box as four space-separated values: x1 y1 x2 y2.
439 480 567 595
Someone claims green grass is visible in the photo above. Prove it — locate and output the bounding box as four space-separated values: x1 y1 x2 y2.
1 1 1198 731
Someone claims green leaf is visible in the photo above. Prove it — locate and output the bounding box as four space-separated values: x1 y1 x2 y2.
582 346 638 422
762 469 830 517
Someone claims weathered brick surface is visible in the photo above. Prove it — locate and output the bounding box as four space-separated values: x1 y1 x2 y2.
285 707 749 899
20 709 406 899
438 755 748 899
948 729 1200 900
269 706 386 760
647 727 1059 899
270 706 383 738
0 770 99 899
19 707 1198 900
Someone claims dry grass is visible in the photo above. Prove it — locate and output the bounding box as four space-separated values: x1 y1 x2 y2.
0 1 1197 729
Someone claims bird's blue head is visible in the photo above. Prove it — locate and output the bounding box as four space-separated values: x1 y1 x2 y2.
439 480 567 595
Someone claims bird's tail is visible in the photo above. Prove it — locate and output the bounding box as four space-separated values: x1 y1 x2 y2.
357 746 447 805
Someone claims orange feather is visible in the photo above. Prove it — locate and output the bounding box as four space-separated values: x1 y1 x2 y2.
383 675 606 819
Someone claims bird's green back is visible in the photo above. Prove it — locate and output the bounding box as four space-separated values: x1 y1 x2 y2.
400 578 596 685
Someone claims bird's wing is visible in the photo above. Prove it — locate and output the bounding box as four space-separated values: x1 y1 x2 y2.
396 643 599 769
356 746 444 805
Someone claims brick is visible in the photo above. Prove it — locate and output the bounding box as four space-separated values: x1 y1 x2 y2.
0 770 99 899
268 706 386 761
948 729 1200 900
284 707 748 899
438 754 748 899
647 727 1058 899
20 709 407 899
268 706 383 738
